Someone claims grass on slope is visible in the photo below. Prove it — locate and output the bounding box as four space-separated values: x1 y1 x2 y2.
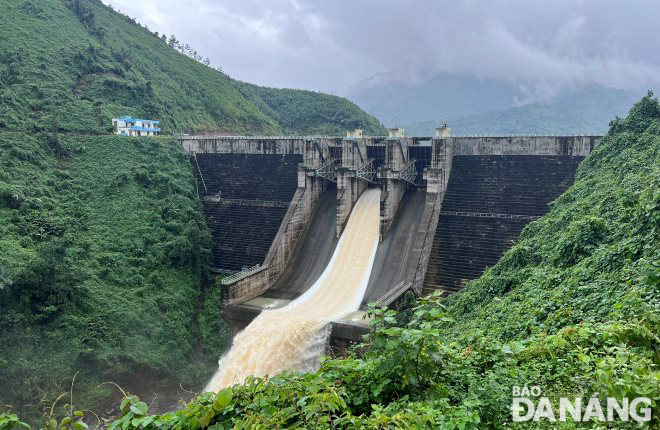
66 94 659 429
0 0 385 137
0 0 278 134
0 132 228 422
235 81 386 135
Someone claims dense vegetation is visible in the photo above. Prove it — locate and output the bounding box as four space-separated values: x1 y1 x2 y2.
0 0 383 136
0 0 276 134
235 81 386 135
0 132 229 421
16 93 653 429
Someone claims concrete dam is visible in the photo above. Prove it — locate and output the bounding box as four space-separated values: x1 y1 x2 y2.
183 132 601 362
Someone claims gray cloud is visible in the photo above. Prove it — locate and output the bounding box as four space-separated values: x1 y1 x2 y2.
103 0 660 94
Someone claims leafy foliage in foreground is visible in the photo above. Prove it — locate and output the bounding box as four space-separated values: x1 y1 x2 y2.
0 133 228 422
0 413 30 430
66 94 656 428
88 317 657 429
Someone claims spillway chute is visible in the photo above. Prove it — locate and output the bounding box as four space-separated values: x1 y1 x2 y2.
205 188 381 391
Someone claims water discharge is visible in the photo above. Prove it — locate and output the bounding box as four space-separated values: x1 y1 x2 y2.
205 188 381 391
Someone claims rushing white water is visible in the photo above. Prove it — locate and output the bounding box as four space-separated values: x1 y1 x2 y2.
205 188 380 391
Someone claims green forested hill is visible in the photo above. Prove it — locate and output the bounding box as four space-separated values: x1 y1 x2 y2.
0 132 228 421
71 95 657 428
0 0 277 134
0 0 382 135
403 86 643 136
234 81 386 135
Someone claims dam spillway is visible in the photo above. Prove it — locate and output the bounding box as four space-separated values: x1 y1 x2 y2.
183 133 601 348
264 189 339 301
205 188 380 390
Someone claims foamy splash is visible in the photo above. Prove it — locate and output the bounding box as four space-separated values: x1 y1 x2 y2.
205 188 380 391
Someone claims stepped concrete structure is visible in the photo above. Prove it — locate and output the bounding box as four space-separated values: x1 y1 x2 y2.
182 134 601 348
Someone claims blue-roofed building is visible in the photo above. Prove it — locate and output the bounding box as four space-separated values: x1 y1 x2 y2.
112 116 161 136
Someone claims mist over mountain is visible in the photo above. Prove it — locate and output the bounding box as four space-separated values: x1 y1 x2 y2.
348 71 649 135
348 72 517 127
105 1 660 100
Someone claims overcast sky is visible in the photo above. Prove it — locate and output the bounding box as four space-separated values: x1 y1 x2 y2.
103 0 660 95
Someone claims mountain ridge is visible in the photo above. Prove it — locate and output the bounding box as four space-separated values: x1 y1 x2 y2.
348 71 649 134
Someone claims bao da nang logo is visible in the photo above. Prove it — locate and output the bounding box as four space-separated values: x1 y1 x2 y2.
511 386 652 423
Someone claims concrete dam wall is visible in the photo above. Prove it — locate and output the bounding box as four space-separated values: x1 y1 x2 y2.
191 153 301 272
264 189 339 301
422 155 584 295
183 134 601 348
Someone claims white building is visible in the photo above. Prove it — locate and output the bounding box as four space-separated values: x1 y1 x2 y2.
112 116 161 136
435 125 451 138
346 128 363 138
388 128 405 138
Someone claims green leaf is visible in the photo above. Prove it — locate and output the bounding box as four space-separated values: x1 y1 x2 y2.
198 410 214 428
72 421 88 430
130 401 148 416
213 388 233 411
120 397 131 413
